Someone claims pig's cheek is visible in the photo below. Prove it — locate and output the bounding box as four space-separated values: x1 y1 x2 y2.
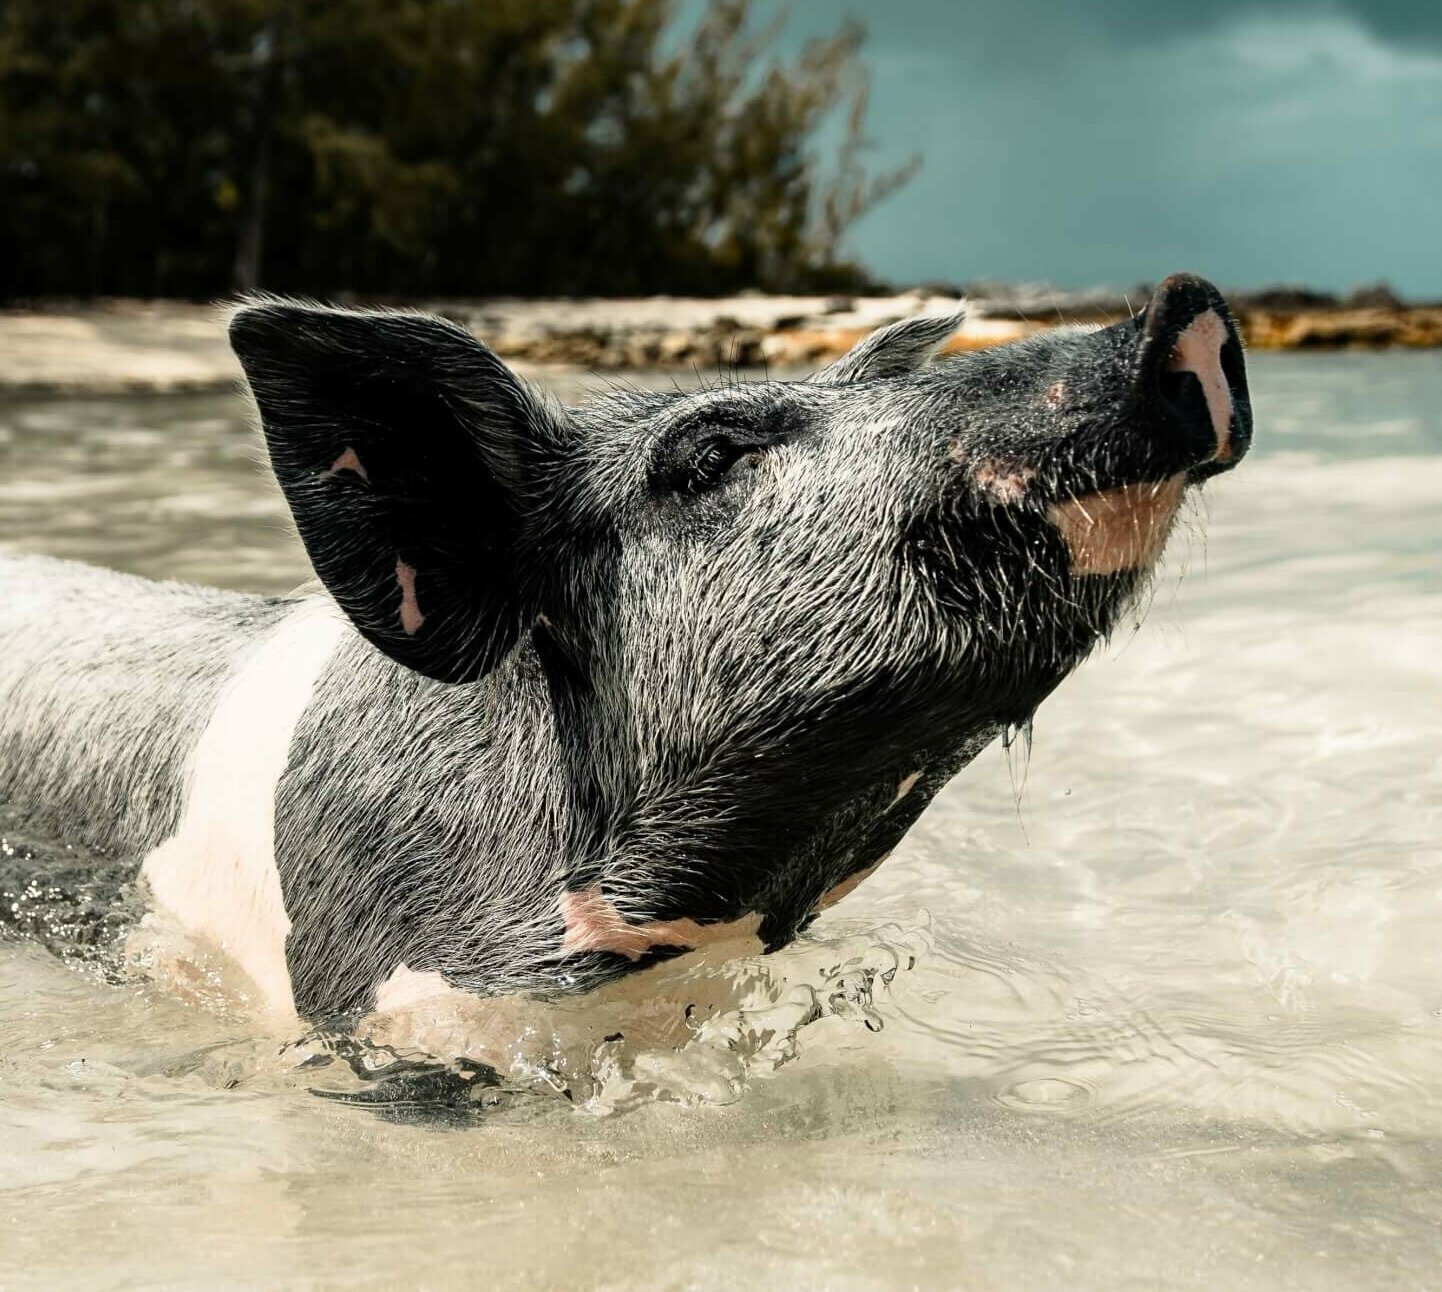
949 441 1038 505
1047 474 1186 575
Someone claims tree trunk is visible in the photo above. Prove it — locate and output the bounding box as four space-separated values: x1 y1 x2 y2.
234 125 270 293
233 22 280 293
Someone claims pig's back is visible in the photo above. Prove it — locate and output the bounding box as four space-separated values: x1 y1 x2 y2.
0 552 288 852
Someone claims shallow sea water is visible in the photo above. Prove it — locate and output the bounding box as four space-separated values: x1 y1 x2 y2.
1 354 1439 1290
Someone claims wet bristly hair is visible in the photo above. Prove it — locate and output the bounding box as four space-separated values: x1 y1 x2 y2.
230 285 1248 1015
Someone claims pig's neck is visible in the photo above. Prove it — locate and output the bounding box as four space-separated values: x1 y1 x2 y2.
275 621 587 1016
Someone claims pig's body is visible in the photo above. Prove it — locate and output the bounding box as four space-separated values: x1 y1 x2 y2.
0 554 276 850
0 554 591 1016
0 274 1253 1024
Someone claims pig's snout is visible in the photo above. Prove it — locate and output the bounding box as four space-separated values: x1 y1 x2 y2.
1015 273 1253 575
1136 272 1252 478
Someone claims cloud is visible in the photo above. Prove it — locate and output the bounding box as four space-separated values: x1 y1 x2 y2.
739 1 1442 293
844 0 1442 54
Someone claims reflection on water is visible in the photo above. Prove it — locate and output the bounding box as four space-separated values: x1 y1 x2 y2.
1 353 1440 1288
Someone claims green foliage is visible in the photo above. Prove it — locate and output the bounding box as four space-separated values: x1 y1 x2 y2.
0 0 914 297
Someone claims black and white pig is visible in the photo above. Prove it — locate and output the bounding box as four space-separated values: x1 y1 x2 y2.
0 273 1250 1023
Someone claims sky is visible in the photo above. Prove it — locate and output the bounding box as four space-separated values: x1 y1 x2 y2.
721 0 1442 296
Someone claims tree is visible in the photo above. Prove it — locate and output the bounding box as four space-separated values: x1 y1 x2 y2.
0 0 916 298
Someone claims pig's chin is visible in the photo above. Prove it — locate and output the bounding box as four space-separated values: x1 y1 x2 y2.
1047 473 1188 577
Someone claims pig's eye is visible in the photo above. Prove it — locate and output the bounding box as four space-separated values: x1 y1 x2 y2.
657 428 768 497
686 437 757 493
652 403 803 500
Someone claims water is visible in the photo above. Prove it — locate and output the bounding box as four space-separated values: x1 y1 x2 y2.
2 354 1440 1289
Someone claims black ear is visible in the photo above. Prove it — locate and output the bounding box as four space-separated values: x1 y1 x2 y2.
230 300 566 683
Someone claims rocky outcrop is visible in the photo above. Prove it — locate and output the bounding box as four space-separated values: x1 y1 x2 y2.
1241 308 1442 350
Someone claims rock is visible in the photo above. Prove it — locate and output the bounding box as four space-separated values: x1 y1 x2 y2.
1235 285 1340 312
1341 282 1404 311
1243 308 1442 349
658 331 696 362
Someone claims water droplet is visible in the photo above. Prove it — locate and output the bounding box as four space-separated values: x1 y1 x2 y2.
995 1077 1092 1114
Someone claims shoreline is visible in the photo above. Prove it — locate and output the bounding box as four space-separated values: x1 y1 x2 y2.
2 294 1438 397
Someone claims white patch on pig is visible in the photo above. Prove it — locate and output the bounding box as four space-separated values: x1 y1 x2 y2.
364 965 514 1072
559 887 763 960
395 558 425 635
361 957 723 1082
1167 309 1234 461
1048 474 1186 575
373 963 453 1012
137 599 347 1018
890 770 922 807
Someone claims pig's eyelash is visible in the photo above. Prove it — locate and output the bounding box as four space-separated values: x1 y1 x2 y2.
649 425 764 497
648 406 805 498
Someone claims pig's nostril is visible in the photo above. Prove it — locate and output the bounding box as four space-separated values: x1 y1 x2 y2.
1152 309 1234 463
1157 366 1190 405
1220 336 1246 392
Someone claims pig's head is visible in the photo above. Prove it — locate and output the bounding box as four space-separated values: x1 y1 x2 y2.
231 273 1250 993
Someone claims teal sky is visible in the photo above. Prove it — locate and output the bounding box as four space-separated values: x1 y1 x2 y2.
721 1 1442 296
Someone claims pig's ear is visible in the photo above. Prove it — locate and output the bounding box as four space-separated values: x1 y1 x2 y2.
813 309 966 385
229 300 567 684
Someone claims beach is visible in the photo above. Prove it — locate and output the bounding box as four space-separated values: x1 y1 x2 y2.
4 292 1439 395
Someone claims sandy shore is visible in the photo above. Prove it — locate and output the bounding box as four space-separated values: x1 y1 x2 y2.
2 294 1438 396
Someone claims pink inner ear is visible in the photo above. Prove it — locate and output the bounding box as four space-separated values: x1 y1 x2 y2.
323 446 370 482
395 559 425 635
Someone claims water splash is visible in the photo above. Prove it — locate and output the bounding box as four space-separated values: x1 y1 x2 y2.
286 917 933 1119
0 810 138 982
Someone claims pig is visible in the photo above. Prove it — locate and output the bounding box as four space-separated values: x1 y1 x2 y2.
0 273 1251 1024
